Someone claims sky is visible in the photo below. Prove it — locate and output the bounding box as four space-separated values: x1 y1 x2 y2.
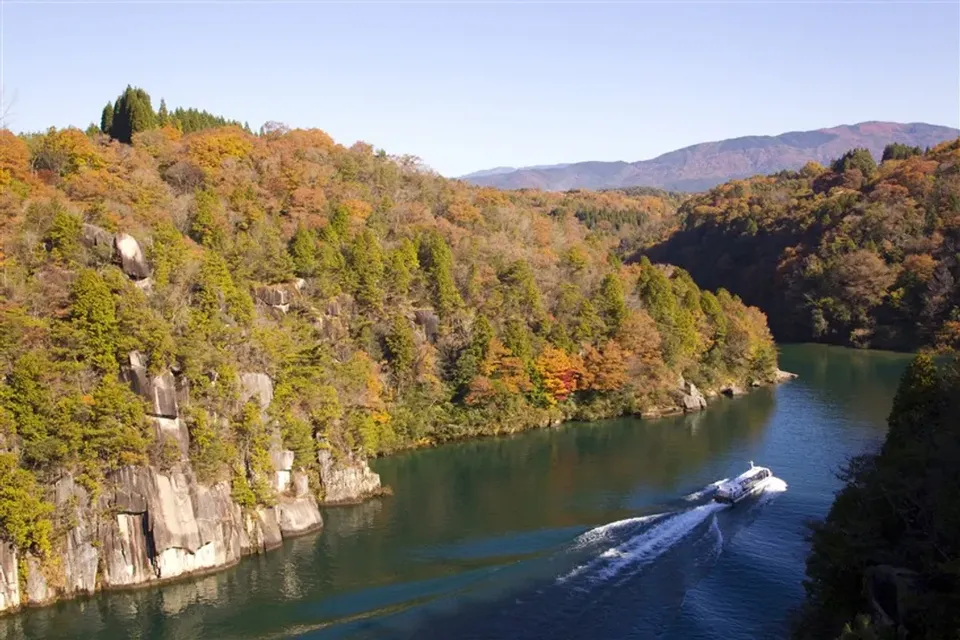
2 1 958 177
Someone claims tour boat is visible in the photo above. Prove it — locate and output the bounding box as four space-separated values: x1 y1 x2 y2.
713 462 773 505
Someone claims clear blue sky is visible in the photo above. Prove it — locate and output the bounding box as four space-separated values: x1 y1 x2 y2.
3 1 958 176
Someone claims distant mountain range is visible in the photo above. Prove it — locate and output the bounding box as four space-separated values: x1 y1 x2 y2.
459 122 960 192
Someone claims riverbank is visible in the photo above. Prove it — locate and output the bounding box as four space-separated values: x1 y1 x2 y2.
0 367 796 619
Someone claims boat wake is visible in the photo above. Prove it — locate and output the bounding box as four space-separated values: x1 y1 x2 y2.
558 474 788 588
681 478 729 502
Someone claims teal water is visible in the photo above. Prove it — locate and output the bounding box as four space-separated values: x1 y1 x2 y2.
0 344 914 640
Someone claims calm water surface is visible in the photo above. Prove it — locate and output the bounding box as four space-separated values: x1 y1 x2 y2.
1 344 914 640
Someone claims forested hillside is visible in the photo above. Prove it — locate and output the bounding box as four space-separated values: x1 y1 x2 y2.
642 140 960 350
794 353 960 639
0 87 778 588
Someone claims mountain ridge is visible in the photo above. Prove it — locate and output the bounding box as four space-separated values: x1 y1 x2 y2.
459 121 960 192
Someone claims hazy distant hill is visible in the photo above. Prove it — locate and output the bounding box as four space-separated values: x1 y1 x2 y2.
460 122 960 192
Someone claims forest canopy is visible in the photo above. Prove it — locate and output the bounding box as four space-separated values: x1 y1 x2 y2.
642 139 960 351
0 99 777 554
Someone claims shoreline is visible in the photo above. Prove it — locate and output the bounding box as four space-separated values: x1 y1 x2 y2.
1 370 797 619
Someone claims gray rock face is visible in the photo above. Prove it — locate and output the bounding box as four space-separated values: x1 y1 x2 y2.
54 477 99 596
121 352 179 418
97 467 247 588
680 381 708 412
240 373 274 411
317 449 382 504
246 508 283 552
0 544 19 613
153 417 191 461
80 223 114 254
270 447 296 493
254 285 290 308
276 496 323 536
114 232 151 280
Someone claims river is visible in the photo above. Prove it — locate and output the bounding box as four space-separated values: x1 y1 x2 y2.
0 344 914 640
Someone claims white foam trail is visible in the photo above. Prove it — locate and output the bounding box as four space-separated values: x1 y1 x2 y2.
558 502 725 585
681 478 729 502
571 512 665 550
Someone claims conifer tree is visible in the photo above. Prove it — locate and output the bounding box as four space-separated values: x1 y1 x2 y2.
100 102 114 135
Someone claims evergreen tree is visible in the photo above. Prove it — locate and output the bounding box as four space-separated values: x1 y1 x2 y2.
157 99 169 127
100 102 114 135
110 86 156 144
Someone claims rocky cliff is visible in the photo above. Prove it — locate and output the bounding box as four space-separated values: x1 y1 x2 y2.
0 307 382 614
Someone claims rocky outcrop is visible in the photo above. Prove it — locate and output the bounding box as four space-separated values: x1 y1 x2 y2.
0 545 18 612
679 381 707 413
413 308 440 343
121 351 179 419
0 367 384 616
775 369 798 383
114 233 150 280
318 449 382 504
240 372 274 411
78 224 151 281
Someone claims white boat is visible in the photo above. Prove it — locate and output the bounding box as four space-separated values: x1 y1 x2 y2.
713 462 773 504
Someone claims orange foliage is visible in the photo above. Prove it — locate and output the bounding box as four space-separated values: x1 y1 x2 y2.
535 345 584 403
186 126 253 172
582 340 628 392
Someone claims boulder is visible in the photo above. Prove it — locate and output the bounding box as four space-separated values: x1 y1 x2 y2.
680 381 707 412
80 223 114 254
121 351 179 419
113 232 151 280
275 496 323 536
775 369 799 383
413 308 440 343
317 449 382 504
0 544 19 613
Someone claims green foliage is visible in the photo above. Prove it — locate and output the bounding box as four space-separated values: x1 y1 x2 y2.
149 221 188 289
186 408 231 483
418 231 462 318
795 354 960 639
831 147 877 177
0 454 54 556
289 225 320 278
109 86 157 144
346 229 385 309
0 112 783 540
385 315 416 384
648 141 960 351
70 269 120 372
191 188 227 250
881 143 921 162
44 207 82 264
597 273 627 335
100 102 114 135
